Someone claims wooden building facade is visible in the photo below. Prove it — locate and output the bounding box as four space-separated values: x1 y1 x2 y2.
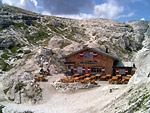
64 48 135 75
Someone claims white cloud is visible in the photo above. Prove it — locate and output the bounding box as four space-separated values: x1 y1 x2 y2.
52 0 133 20
2 0 38 12
54 13 93 20
140 18 145 21
31 0 37 6
93 0 124 19
20 0 24 5
1 0 134 20
42 11 51 16
117 12 134 19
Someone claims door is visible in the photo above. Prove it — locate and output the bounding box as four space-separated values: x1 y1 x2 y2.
77 67 82 74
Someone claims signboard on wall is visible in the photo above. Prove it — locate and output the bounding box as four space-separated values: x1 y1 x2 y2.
80 61 98 64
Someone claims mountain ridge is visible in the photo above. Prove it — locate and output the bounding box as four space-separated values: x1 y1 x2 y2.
1 4 150 113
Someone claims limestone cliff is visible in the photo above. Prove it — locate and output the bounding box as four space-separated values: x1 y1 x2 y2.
0 4 150 109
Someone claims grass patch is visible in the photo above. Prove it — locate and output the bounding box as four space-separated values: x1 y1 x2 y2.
32 21 42 28
0 27 3 31
26 53 36 59
14 22 28 29
1 54 9 60
3 49 12 55
25 29 49 44
60 41 71 49
9 45 22 54
8 97 14 102
0 58 13 71
3 87 10 94
66 34 80 42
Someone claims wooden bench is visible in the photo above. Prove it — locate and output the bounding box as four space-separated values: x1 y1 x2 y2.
122 76 130 84
84 77 91 84
73 77 80 82
80 79 85 83
67 79 74 83
101 76 106 81
35 76 40 81
90 79 95 84
95 74 101 80
106 74 111 80
111 76 118 84
109 79 112 84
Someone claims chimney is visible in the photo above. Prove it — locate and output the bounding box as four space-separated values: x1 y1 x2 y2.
106 48 109 53
83 45 88 49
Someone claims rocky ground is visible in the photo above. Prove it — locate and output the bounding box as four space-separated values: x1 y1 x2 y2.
0 4 150 113
1 74 128 113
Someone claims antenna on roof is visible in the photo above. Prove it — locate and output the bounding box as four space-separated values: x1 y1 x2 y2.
83 45 88 49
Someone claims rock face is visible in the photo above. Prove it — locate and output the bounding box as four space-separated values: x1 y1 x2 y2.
0 4 150 109
52 82 99 91
2 71 42 104
100 21 150 112
101 80 150 113
128 21 150 84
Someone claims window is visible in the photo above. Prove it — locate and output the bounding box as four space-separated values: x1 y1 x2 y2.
91 67 96 73
84 52 88 58
89 52 93 58
119 69 125 74
77 67 83 73
97 67 102 73
91 67 101 73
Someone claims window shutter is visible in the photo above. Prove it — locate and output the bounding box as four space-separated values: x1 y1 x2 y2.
79 52 83 58
82 67 85 73
74 66 77 73
125 69 128 74
93 52 97 58
116 69 119 74
102 67 105 74
88 67 91 73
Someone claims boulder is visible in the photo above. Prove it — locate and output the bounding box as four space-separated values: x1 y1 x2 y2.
23 49 31 54
0 38 15 48
0 19 14 28
2 71 42 104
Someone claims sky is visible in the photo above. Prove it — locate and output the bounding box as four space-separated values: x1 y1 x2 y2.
0 0 150 22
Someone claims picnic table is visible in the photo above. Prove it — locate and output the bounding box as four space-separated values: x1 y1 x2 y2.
35 74 47 82
95 74 101 80
106 74 111 78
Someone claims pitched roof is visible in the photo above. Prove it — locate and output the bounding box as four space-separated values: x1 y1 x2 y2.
65 47 119 60
113 62 134 68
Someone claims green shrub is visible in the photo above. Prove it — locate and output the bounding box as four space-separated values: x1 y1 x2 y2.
92 32 97 36
26 53 36 59
1 54 9 60
14 23 28 29
0 105 5 113
9 45 22 53
25 29 49 44
23 111 33 113
0 58 13 71
60 41 71 49
0 27 3 31
32 21 42 28
15 56 22 59
3 49 12 55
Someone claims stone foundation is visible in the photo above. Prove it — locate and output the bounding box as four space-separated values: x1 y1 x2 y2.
52 82 100 91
